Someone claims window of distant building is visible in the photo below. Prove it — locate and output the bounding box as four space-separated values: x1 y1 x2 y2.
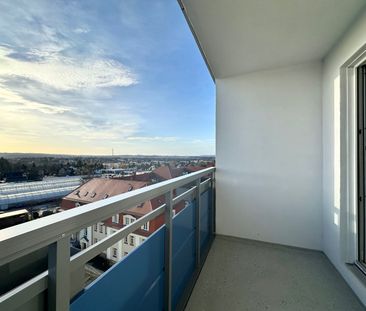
141 222 149 231
130 235 135 246
124 236 128 244
112 248 118 258
124 215 135 225
94 238 98 244
94 224 97 232
112 214 119 223
123 252 128 256
99 224 103 233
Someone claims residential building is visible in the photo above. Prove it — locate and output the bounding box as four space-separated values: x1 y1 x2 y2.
61 178 184 262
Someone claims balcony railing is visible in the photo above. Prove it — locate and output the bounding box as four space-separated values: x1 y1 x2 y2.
0 167 215 311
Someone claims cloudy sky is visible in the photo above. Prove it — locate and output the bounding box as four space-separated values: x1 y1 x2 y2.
0 0 214 156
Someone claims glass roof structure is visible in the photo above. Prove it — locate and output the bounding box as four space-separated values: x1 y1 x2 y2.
0 176 82 210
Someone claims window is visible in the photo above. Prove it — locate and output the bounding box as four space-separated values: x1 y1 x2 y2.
94 238 98 244
140 238 146 244
124 236 128 244
99 224 103 233
123 252 128 256
358 65 366 269
112 214 119 223
94 224 97 232
141 222 149 231
112 248 118 258
124 215 135 225
130 235 135 246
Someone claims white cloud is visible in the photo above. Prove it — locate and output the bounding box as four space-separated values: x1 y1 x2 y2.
0 46 137 91
74 27 90 34
0 84 70 114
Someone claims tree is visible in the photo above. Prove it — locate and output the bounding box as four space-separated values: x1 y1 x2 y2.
0 157 11 179
28 163 43 181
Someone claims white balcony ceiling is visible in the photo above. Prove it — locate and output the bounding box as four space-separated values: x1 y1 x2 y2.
180 0 366 79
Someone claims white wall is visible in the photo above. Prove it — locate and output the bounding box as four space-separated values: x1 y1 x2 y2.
216 61 323 250
322 8 366 305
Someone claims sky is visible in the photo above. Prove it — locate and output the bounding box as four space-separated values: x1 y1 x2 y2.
0 0 215 156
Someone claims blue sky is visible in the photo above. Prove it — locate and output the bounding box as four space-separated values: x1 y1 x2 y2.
0 0 215 156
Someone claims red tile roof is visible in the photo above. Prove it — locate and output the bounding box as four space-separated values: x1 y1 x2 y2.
153 165 184 180
185 164 214 173
63 178 147 204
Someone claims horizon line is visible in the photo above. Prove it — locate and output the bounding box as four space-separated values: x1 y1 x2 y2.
0 151 215 158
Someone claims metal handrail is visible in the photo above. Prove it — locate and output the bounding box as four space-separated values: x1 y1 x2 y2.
0 167 215 266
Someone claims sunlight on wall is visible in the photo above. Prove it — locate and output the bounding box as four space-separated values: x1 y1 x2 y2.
334 75 341 226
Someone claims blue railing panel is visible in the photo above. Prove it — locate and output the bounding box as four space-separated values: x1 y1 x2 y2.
172 201 196 309
200 189 212 252
70 188 213 311
70 227 165 311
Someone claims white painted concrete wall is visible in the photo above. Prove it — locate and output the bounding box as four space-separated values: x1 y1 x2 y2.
322 8 366 305
216 61 323 250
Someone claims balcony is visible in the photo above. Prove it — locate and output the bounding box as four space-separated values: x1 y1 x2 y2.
0 166 364 311
2 0 366 310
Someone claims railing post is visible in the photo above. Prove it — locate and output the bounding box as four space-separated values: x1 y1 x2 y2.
195 179 201 268
211 171 216 234
164 190 173 311
48 235 70 311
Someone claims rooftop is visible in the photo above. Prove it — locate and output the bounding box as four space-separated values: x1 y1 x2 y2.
63 178 147 204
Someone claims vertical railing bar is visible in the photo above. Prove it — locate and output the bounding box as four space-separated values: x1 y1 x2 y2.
164 190 173 311
195 179 201 268
48 235 70 311
211 171 216 234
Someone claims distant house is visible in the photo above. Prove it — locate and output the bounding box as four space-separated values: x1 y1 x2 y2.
61 178 184 263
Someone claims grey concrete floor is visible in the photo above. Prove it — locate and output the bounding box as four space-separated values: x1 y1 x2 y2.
185 236 365 311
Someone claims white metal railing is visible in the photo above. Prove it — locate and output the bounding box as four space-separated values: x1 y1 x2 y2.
0 167 215 311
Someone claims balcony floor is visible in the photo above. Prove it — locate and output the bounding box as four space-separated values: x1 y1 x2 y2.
185 236 364 311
